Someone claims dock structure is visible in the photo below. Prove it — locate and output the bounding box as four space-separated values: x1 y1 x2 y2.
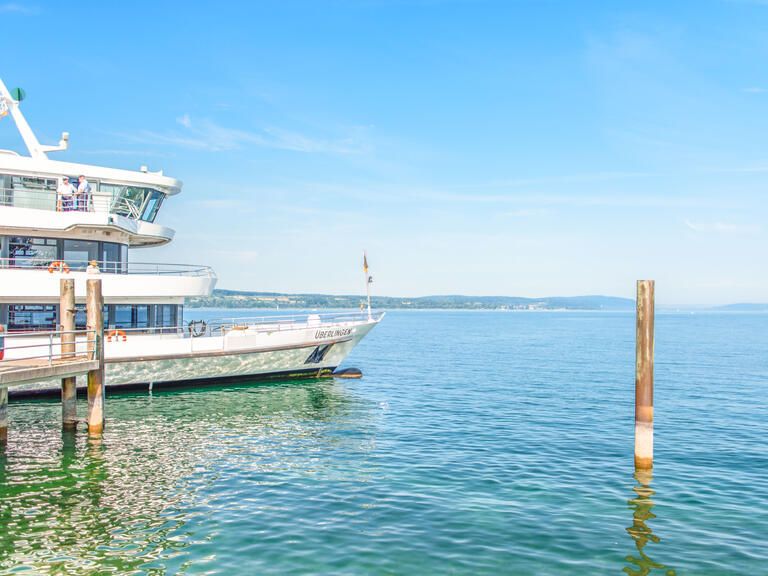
0 277 104 447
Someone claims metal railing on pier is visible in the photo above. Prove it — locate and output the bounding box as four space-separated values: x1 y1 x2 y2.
0 328 97 366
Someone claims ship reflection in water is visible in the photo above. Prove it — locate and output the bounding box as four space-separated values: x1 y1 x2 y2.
0 380 373 574
624 470 677 576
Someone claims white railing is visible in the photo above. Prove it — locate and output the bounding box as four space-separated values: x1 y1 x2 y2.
203 311 384 337
0 187 141 219
0 328 97 365
0 258 215 277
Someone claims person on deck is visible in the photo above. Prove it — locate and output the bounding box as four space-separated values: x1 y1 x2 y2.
76 175 91 212
57 176 75 212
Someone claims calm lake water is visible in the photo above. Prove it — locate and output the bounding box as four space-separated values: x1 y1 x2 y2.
0 310 766 574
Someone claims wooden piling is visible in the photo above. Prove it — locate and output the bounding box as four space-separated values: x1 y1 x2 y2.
635 280 655 470
60 278 77 430
0 387 7 447
86 278 105 436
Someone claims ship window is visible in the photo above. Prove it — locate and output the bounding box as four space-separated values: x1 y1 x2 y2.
106 185 165 222
63 239 99 270
141 191 164 222
9 237 57 267
74 304 110 330
7 176 57 210
101 242 123 273
113 305 150 329
154 304 175 327
7 305 57 331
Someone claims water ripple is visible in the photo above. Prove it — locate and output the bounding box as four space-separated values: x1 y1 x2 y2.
0 311 766 574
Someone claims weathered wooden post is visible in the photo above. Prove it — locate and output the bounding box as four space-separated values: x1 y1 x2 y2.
60 278 77 430
635 280 655 470
0 387 7 447
86 277 105 436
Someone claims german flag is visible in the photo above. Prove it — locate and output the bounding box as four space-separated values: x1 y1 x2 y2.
363 252 369 274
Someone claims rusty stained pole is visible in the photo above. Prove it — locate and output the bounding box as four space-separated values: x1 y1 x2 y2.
635 280 655 470
86 277 105 436
60 278 77 430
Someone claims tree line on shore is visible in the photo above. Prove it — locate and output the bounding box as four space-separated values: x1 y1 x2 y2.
186 289 635 310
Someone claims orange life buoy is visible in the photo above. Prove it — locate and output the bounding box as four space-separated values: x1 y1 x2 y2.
47 261 71 274
107 329 127 342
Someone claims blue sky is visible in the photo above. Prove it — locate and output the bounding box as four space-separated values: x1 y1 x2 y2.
1 0 767 305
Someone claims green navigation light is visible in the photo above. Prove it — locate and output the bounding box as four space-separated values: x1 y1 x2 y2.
10 87 25 102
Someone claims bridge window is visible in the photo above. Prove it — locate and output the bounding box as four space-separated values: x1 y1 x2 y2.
105 185 165 223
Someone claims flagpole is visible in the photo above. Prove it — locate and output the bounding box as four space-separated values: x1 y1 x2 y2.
364 251 372 321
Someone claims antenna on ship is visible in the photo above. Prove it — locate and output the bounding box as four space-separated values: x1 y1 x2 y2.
0 78 69 159
363 251 373 321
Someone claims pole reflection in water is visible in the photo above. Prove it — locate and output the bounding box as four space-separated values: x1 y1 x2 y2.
624 470 676 576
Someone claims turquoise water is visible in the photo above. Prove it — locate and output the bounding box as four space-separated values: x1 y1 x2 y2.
0 310 766 574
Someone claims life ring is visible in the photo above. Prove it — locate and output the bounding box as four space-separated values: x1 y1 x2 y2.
107 329 127 342
188 320 207 338
47 261 71 274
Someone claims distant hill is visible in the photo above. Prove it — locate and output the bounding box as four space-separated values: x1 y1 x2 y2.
186 290 636 310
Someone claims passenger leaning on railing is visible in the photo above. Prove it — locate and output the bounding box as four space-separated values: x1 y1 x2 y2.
76 175 91 212
57 176 75 212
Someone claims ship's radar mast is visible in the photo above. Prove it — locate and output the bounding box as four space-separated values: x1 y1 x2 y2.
0 77 69 160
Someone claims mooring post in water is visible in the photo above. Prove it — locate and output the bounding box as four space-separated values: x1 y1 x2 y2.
86 277 105 436
60 278 77 431
0 387 7 447
635 280 655 470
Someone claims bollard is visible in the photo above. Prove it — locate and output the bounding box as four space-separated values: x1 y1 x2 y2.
60 278 77 430
635 280 655 470
86 277 105 436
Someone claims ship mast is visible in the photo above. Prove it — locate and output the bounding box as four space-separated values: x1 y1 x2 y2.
0 77 69 159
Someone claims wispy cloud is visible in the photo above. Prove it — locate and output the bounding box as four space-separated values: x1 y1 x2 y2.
502 208 549 218
743 87 767 94
684 219 761 234
121 115 368 155
0 3 39 14
481 171 651 189
419 190 707 208
79 148 173 158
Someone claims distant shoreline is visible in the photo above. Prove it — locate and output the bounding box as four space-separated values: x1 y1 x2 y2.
185 290 768 312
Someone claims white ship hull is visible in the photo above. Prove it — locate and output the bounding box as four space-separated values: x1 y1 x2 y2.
6 314 382 396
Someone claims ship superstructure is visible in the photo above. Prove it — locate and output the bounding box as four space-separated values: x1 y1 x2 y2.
0 78 381 393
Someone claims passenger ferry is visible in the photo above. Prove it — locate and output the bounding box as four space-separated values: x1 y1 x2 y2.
0 78 382 394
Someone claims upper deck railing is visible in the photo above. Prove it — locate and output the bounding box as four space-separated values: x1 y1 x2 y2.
0 187 147 220
0 258 214 277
